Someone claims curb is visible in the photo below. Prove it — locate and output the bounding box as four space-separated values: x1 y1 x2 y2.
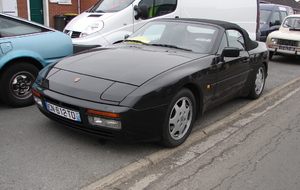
81 75 300 190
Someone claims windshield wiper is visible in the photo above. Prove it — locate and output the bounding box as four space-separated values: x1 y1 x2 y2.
150 44 192 52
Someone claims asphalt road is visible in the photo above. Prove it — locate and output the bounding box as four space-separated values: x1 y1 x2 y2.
108 72 300 190
0 55 300 190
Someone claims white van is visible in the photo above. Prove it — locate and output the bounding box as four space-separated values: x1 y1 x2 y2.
64 0 260 53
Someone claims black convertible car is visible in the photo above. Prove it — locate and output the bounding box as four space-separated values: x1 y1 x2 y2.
32 18 268 147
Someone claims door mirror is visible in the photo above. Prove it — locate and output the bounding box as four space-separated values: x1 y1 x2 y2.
134 5 148 20
222 47 240 58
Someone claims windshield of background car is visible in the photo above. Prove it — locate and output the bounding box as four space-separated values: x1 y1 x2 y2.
283 17 300 29
260 10 271 24
0 15 47 37
126 21 219 53
88 0 134 13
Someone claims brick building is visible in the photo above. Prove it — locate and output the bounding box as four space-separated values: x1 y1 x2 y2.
2 0 99 29
2 0 300 30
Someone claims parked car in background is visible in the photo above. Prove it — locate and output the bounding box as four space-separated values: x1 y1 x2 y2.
64 0 260 53
266 14 300 59
0 13 73 107
259 3 293 41
32 18 268 148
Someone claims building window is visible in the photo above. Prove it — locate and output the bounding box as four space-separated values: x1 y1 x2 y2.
58 0 72 5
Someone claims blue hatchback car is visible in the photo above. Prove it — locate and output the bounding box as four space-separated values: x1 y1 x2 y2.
0 13 73 107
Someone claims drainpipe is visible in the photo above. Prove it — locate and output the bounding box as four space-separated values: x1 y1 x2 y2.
78 0 81 14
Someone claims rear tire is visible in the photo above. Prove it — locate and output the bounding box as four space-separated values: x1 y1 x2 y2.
0 62 39 107
160 88 196 148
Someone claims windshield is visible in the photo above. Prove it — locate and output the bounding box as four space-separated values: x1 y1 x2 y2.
283 17 300 29
125 21 219 54
87 0 134 13
260 10 271 24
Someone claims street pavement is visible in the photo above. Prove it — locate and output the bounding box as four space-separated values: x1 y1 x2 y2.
81 75 300 190
1 56 300 190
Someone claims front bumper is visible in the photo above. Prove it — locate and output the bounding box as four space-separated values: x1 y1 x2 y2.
268 45 300 56
32 85 167 143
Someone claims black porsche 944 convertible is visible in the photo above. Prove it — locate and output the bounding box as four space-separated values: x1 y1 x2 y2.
32 18 269 148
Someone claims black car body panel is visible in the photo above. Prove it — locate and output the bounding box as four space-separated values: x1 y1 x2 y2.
32 18 269 144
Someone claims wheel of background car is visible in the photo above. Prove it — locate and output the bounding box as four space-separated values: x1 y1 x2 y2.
187 42 206 52
248 64 266 100
160 88 196 148
0 62 39 107
269 51 274 60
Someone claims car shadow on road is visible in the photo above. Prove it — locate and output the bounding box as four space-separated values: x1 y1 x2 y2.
271 55 300 65
46 118 162 151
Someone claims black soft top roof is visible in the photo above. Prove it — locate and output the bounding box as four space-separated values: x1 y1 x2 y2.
156 18 258 51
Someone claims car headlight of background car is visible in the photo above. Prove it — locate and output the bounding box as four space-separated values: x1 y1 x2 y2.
270 38 278 45
80 21 104 38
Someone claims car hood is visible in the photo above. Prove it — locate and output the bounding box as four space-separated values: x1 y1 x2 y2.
46 45 204 103
269 28 300 40
64 12 115 32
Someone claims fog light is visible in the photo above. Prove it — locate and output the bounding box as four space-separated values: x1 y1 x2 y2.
88 116 121 129
33 96 43 107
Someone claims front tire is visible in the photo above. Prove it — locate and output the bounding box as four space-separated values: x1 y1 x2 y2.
248 64 266 99
160 88 196 148
0 62 39 107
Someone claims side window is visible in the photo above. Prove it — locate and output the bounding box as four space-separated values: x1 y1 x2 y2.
271 11 281 24
280 11 288 21
226 30 245 50
139 0 177 19
0 16 45 38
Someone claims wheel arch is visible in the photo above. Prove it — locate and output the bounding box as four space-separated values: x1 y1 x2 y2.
262 61 268 77
182 83 204 117
0 57 43 76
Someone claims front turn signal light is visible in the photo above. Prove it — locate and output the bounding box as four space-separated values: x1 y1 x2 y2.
86 109 120 118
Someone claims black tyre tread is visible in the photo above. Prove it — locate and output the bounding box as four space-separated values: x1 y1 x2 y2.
0 62 39 107
160 88 196 148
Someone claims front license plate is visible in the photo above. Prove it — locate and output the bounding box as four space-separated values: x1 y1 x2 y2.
279 46 295 51
45 102 81 122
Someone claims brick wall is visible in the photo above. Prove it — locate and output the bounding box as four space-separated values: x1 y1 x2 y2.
81 0 99 12
17 0 28 19
49 2 78 28
16 0 99 28
49 0 98 28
